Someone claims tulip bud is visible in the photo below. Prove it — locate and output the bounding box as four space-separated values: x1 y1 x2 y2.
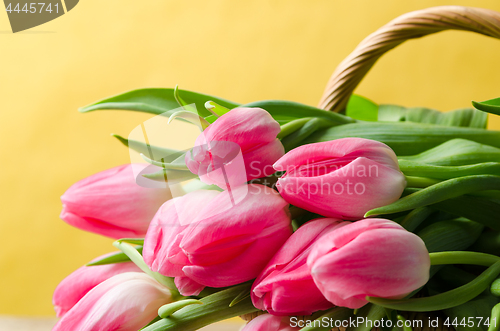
60 164 171 238
143 184 293 296
241 314 300 331
252 218 347 315
53 272 172 331
185 107 285 189
307 218 430 309
53 254 141 317
274 138 406 220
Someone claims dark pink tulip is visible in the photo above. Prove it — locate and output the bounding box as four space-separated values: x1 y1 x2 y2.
53 254 141 317
274 138 406 220
53 272 172 331
143 184 293 296
252 218 348 315
185 107 284 189
241 314 300 331
307 218 430 309
60 164 171 238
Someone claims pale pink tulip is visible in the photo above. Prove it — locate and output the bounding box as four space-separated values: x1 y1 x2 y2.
241 314 300 331
307 218 430 309
274 138 406 220
53 254 141 317
53 272 172 331
185 107 284 189
252 218 348 315
143 184 292 296
60 164 171 238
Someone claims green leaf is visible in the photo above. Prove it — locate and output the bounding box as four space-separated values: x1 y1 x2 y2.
141 284 258 331
435 267 499 331
158 300 203 318
433 195 500 231
470 231 500 256
86 246 143 266
228 283 252 308
473 97 500 116
417 217 484 280
400 139 500 166
79 88 240 117
113 241 178 294
366 175 500 217
173 85 198 114
117 238 145 245
367 261 500 312
305 122 500 156
142 168 198 184
399 160 500 180
417 218 484 254
379 104 488 129
168 110 210 130
140 153 189 171
241 100 356 125
281 117 336 151
205 101 229 117
345 94 378 121
112 134 183 162
398 206 433 232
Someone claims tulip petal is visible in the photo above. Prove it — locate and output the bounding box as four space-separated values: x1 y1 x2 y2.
277 157 406 219
53 272 172 331
60 164 171 238
308 219 430 309
53 256 141 317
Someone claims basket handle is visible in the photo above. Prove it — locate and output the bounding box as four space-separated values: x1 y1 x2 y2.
318 6 500 112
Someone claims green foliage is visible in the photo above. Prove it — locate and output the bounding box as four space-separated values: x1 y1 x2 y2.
79 88 240 117
401 139 500 166
379 105 488 129
473 97 500 116
345 95 378 121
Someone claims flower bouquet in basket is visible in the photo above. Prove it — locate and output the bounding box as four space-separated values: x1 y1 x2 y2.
52 6 500 331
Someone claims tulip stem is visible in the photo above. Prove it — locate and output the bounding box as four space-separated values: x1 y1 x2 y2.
429 251 500 267
404 176 441 188
488 303 500 331
141 284 258 331
278 118 312 139
492 278 500 297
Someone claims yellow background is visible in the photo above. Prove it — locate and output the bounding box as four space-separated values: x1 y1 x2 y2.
1 0 500 316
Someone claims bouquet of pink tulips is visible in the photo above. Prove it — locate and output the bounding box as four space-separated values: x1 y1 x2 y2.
52 88 500 331
52 6 500 331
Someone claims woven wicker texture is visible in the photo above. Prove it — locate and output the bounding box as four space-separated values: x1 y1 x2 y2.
318 6 500 112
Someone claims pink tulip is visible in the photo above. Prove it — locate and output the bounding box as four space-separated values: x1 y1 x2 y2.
241 314 300 331
143 184 293 296
274 138 406 220
252 218 348 315
60 164 171 238
185 107 284 189
53 254 141 317
307 218 430 309
53 272 172 331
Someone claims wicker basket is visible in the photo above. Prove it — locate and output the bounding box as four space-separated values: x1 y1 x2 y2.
242 5 500 331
